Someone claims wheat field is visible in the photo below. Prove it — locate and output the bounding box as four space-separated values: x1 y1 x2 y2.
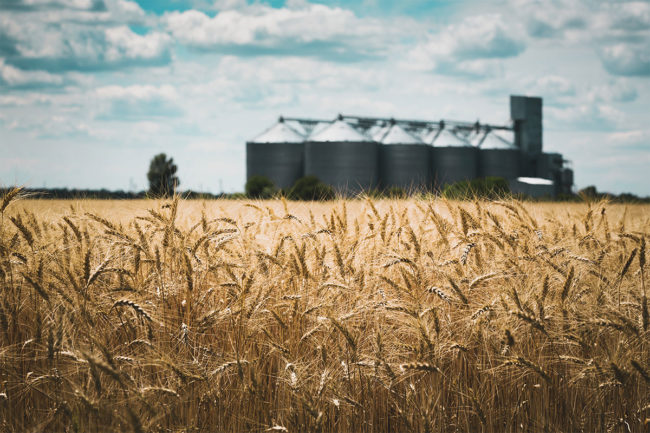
1 190 649 432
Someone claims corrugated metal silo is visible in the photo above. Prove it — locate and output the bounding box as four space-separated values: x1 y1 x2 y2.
306 120 378 195
379 123 431 191
478 131 521 179
246 119 305 190
431 128 478 189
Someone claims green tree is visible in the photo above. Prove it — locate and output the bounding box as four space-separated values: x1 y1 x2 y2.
245 176 277 199
288 176 335 201
147 153 179 197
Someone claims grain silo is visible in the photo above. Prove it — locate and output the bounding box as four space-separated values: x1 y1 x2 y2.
379 122 431 191
246 118 305 190
431 126 478 189
306 119 378 195
477 131 521 179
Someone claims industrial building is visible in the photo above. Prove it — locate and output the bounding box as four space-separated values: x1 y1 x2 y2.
246 95 574 197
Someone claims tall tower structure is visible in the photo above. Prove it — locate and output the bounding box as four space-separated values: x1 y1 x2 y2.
510 95 542 176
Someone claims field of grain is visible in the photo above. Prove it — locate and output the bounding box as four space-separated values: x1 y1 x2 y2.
1 190 649 432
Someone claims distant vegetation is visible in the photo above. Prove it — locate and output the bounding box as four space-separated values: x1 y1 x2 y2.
287 176 335 201
245 175 278 199
147 153 180 198
442 177 511 200
2 181 649 203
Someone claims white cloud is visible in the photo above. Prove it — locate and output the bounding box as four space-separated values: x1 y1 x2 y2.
406 14 525 77
0 59 64 87
546 103 625 130
95 84 183 120
587 79 637 103
0 0 105 11
163 4 402 60
510 0 650 76
2 21 171 71
527 75 575 97
599 43 650 77
607 130 650 148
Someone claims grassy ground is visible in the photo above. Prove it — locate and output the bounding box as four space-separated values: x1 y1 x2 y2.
1 194 649 432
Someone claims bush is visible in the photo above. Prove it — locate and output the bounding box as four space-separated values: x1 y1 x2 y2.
442 177 510 200
288 176 335 201
245 176 277 199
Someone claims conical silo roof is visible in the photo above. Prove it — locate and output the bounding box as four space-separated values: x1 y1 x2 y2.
307 121 332 139
283 120 309 137
310 120 370 142
419 127 439 144
367 123 389 142
381 124 424 145
432 129 471 147
251 121 305 143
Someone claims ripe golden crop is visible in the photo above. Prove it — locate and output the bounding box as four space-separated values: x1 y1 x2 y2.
1 190 648 432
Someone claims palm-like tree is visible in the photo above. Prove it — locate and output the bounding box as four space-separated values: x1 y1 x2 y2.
147 153 179 197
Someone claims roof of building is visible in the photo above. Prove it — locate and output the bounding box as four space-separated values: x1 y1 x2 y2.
250 121 305 143
516 177 554 185
310 120 370 142
381 124 424 145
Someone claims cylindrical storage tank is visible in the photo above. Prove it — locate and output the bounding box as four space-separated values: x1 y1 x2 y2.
431 129 478 189
478 132 521 180
306 120 378 195
246 120 305 190
379 124 431 191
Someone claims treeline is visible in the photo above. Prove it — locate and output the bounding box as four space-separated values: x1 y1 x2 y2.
574 186 650 203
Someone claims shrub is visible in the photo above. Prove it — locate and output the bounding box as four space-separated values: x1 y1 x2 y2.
245 176 277 199
288 176 335 201
442 177 510 200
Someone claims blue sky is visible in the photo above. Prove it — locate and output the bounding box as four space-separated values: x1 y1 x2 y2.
1 0 649 194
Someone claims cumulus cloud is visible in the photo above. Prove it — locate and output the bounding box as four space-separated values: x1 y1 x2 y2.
587 79 638 103
164 4 399 61
607 130 650 149
0 0 106 11
95 84 183 120
0 0 161 74
0 59 65 88
406 14 525 77
599 43 650 77
546 103 625 131
526 75 575 97
3 23 171 71
511 0 650 76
